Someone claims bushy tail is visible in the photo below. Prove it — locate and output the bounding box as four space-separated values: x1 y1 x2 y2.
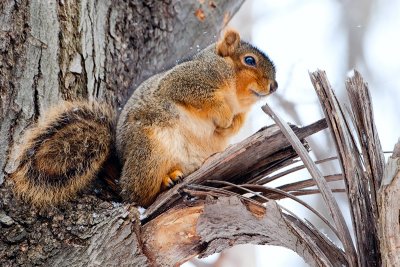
11 101 116 206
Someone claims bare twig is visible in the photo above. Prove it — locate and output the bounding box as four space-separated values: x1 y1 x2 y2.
219 174 343 197
277 174 343 192
288 188 346 196
256 156 338 185
185 184 264 208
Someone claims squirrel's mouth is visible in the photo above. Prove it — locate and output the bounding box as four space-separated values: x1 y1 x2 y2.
250 89 268 97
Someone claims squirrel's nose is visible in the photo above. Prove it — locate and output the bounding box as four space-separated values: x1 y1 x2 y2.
270 80 278 93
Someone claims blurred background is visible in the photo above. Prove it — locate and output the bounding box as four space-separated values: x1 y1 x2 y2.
185 0 400 266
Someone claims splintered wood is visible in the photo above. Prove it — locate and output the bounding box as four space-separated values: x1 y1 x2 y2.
309 70 384 266
262 102 357 266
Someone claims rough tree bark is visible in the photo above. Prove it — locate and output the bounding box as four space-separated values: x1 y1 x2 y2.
379 140 400 267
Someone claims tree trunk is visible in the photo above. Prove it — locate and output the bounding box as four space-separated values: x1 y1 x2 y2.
0 1 244 266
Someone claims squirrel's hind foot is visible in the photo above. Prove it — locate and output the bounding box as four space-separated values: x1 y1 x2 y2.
162 169 183 189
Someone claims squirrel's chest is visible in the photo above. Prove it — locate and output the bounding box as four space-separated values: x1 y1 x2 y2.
153 111 227 174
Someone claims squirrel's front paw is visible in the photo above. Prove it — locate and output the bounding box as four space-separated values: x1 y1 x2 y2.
210 102 233 129
213 114 233 129
214 113 245 137
161 169 184 189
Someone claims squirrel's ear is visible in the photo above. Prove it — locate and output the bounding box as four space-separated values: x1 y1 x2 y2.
216 29 240 57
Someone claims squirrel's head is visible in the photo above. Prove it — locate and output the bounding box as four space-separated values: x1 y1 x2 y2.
216 29 278 107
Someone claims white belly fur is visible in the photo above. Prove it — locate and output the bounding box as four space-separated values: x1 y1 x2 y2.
153 106 228 175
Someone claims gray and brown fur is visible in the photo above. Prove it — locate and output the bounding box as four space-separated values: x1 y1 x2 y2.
117 29 277 206
11 29 277 207
11 101 116 206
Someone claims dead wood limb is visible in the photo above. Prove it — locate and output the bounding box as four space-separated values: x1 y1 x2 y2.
277 174 343 193
142 196 347 267
379 140 400 267
144 119 328 221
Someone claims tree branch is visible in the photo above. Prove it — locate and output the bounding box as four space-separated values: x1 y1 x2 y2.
142 196 347 267
144 119 328 221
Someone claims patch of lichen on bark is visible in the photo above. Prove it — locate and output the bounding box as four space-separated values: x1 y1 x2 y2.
57 0 88 100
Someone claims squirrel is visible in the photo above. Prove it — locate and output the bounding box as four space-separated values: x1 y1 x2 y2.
11 29 277 207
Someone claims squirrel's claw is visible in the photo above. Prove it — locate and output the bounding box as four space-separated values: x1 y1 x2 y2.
162 176 175 189
162 169 184 189
169 169 184 182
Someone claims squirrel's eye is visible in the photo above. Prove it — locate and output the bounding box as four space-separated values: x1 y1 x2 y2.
244 56 256 66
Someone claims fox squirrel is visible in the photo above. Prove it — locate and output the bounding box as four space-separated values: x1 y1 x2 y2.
11 29 277 207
